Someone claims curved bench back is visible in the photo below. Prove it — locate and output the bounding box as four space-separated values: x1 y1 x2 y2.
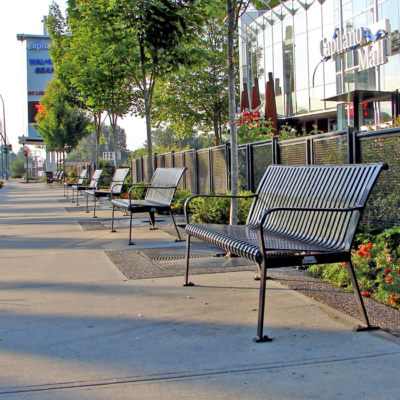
76 169 88 185
88 169 103 189
146 168 186 205
110 168 130 195
246 164 387 251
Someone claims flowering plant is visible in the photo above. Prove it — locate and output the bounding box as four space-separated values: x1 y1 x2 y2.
308 226 400 309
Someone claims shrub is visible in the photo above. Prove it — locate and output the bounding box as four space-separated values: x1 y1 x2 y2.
127 182 148 200
189 190 254 225
0 180 3 188
171 189 193 214
308 225 400 309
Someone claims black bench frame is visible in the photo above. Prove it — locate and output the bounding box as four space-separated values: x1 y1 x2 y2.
110 167 186 245
71 169 103 206
84 168 130 218
183 163 388 343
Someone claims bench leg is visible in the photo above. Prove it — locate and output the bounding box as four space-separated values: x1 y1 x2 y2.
346 261 379 332
111 205 116 233
71 188 75 203
169 210 183 242
254 260 273 343
93 196 98 218
149 211 157 230
86 193 90 213
183 235 194 286
128 211 135 245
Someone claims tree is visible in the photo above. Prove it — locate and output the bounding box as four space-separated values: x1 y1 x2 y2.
68 124 128 161
152 17 235 146
73 0 205 178
34 77 91 165
48 1 136 169
222 0 276 224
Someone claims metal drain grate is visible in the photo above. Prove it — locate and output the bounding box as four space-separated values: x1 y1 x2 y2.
146 254 212 262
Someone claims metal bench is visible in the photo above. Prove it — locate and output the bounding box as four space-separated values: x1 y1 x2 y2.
63 169 88 198
110 167 186 245
85 168 130 218
71 169 103 206
47 170 63 187
183 163 388 343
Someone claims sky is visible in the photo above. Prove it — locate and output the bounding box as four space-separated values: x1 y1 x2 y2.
0 0 147 153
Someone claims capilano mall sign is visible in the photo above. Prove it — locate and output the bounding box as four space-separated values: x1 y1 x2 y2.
321 20 391 72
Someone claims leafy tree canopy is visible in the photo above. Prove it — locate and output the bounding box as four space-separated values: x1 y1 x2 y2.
34 78 92 153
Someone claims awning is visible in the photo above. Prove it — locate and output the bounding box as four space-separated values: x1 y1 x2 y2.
18 136 45 146
323 90 400 130
323 90 395 103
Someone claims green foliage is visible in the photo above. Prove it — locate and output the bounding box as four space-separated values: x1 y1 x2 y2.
171 189 193 214
279 124 297 141
0 180 3 188
152 16 234 146
127 182 148 200
34 78 91 153
308 226 400 309
237 118 275 144
11 159 26 176
190 190 254 225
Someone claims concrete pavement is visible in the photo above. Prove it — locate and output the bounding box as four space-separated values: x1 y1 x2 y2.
0 180 399 399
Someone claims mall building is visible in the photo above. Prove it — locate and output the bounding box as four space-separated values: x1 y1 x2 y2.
239 0 400 133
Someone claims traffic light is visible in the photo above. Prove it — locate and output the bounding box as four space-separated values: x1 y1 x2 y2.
24 150 29 157
2 146 6 155
8 144 12 154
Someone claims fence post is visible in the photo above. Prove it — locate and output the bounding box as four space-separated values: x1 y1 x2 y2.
246 144 255 192
209 148 214 193
347 127 355 164
225 142 231 192
139 157 143 182
171 151 174 167
182 152 186 190
353 129 361 164
306 138 313 165
153 153 157 179
272 137 280 164
194 148 199 195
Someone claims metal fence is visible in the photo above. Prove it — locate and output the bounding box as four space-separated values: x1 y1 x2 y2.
131 127 400 231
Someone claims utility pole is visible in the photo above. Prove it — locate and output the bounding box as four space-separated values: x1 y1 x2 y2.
0 95 8 180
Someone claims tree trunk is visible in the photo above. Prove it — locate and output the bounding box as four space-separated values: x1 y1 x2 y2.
144 94 153 181
213 108 220 146
227 0 238 225
112 123 118 168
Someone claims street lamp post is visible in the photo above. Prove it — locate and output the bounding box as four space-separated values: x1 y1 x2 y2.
0 94 8 180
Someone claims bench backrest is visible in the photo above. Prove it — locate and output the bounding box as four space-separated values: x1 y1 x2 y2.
110 168 130 194
246 164 387 252
76 169 88 185
88 169 103 189
145 167 186 205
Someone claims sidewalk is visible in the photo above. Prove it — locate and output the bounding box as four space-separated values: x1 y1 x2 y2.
0 180 399 399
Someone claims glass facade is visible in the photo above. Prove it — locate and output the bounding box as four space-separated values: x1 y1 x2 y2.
239 0 400 132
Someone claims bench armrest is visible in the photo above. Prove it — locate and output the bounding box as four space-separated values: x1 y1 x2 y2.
257 206 364 229
184 194 257 224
